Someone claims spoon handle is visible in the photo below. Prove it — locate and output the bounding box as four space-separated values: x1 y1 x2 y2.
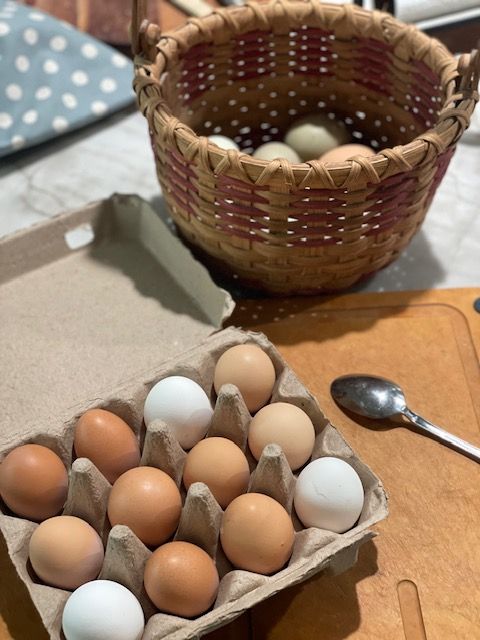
403 408 480 463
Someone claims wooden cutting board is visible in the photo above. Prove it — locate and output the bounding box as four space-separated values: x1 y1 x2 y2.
2 287 479 639
226 287 480 640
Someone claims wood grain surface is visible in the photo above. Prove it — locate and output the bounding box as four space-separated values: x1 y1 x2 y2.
2 287 480 639
17 0 219 43
229 287 480 640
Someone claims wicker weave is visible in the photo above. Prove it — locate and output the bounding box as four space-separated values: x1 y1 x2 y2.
133 0 479 294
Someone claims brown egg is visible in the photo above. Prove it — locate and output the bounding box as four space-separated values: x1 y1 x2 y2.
74 409 140 484
214 344 276 413
320 143 375 163
248 403 315 471
220 493 295 575
144 541 219 617
0 444 68 521
183 437 250 508
107 467 182 547
29 515 104 589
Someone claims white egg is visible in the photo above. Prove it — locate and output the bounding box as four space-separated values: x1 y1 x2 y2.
284 114 349 161
143 375 213 449
294 457 364 533
62 580 144 640
208 135 239 151
253 142 301 163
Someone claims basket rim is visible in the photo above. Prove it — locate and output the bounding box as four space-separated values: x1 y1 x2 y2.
133 0 479 190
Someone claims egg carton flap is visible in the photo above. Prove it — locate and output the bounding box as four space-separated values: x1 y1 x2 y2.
0 194 234 446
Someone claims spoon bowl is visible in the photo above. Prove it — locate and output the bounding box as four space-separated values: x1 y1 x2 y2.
330 375 407 420
331 374 480 463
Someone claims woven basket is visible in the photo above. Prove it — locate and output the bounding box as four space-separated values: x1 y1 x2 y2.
133 0 479 295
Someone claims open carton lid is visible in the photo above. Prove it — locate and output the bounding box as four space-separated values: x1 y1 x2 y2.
0 194 235 443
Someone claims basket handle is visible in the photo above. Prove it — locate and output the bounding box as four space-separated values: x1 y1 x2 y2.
131 0 147 56
457 44 480 94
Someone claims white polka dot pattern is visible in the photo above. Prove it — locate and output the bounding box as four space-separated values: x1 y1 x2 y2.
50 35 67 51
100 78 117 93
71 70 89 86
15 55 29 72
112 53 128 68
23 27 38 45
52 116 68 132
91 101 107 115
43 59 59 74
11 134 25 149
0 0 134 157
0 112 13 129
35 86 52 101
6 83 22 101
22 109 38 125
62 93 78 109
81 43 98 59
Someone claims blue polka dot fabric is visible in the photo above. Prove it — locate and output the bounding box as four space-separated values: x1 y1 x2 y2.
0 0 134 157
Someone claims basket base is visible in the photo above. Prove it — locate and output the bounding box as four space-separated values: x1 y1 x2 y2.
175 226 386 298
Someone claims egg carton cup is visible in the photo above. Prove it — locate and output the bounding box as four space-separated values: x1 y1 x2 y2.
0 328 388 640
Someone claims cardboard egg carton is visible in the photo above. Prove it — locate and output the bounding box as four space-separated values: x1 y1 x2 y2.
0 327 387 640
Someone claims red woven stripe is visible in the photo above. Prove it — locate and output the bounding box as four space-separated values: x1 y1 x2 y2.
209 159 433 245
413 60 440 85
216 188 269 206
217 177 269 202
425 146 455 208
358 38 392 52
291 41 333 53
291 199 346 211
168 181 196 218
165 150 198 218
413 77 442 104
169 151 197 178
216 200 268 217
356 48 392 67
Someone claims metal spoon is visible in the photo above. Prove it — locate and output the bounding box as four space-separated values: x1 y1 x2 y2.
331 374 480 463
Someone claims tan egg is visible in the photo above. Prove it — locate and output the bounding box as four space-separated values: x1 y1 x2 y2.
74 409 141 484
0 444 68 521
183 437 250 508
107 467 182 547
220 493 295 574
320 143 375 163
29 515 104 590
248 402 315 471
144 541 219 617
214 344 276 413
